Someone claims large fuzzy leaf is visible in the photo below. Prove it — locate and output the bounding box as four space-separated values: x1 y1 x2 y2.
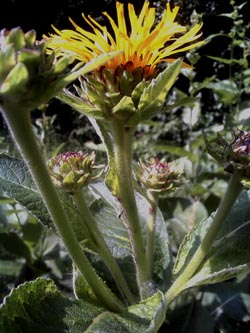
0 278 166 333
136 193 173 291
0 153 52 228
174 190 250 290
173 213 213 277
87 118 120 196
89 183 172 293
185 233 250 289
0 154 87 242
184 190 250 288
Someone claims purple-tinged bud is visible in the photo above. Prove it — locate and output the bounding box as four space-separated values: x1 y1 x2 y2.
135 157 185 193
206 130 250 186
47 151 103 193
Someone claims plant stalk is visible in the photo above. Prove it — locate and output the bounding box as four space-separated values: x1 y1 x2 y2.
1 107 124 312
73 190 135 305
166 173 243 305
111 121 149 299
146 191 159 280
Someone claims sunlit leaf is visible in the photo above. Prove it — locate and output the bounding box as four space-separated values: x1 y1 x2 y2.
0 278 166 333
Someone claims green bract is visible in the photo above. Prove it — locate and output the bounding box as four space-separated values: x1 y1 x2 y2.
57 59 182 126
0 27 76 111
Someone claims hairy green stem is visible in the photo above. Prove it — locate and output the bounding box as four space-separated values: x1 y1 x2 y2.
73 190 135 305
111 121 149 299
146 191 159 280
1 107 124 312
166 173 243 305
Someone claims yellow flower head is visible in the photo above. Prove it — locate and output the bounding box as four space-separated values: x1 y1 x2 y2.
44 2 204 77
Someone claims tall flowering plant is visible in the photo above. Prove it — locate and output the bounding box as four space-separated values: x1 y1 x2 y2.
0 2 249 332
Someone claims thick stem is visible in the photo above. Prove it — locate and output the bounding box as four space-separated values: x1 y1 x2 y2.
146 191 159 280
111 121 149 299
166 173 243 305
73 190 135 305
2 107 124 312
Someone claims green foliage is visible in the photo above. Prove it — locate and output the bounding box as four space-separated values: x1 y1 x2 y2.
0 278 166 333
0 154 52 228
0 0 250 332
174 190 250 289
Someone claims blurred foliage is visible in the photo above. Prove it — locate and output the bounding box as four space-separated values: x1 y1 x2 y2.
0 197 72 303
0 0 250 332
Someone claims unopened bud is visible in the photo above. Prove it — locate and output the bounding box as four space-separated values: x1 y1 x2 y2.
206 130 250 186
0 27 73 112
47 151 103 193
135 157 185 193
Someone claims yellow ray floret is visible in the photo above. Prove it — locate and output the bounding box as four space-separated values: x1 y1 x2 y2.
44 2 204 76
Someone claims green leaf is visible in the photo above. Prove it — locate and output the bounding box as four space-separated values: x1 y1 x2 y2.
0 259 24 277
0 154 52 228
0 278 103 333
202 279 250 323
206 79 239 105
164 96 198 112
88 118 119 196
206 55 239 65
136 193 172 291
88 197 137 293
166 199 208 250
177 190 250 289
89 184 172 292
73 266 99 303
0 278 166 333
239 104 250 128
0 154 88 243
104 164 119 197
217 189 250 238
167 300 215 333
79 290 166 333
59 191 89 243
152 144 188 157
0 232 32 264
173 213 213 277
182 102 200 127
126 59 182 126
185 234 250 289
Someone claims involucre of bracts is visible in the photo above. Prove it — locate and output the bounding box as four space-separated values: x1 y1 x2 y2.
0 27 74 111
206 130 250 187
47 151 104 193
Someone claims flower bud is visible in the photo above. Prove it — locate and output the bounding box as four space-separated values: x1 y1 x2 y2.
135 157 185 193
60 64 149 123
0 27 73 112
47 151 103 193
206 130 250 186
